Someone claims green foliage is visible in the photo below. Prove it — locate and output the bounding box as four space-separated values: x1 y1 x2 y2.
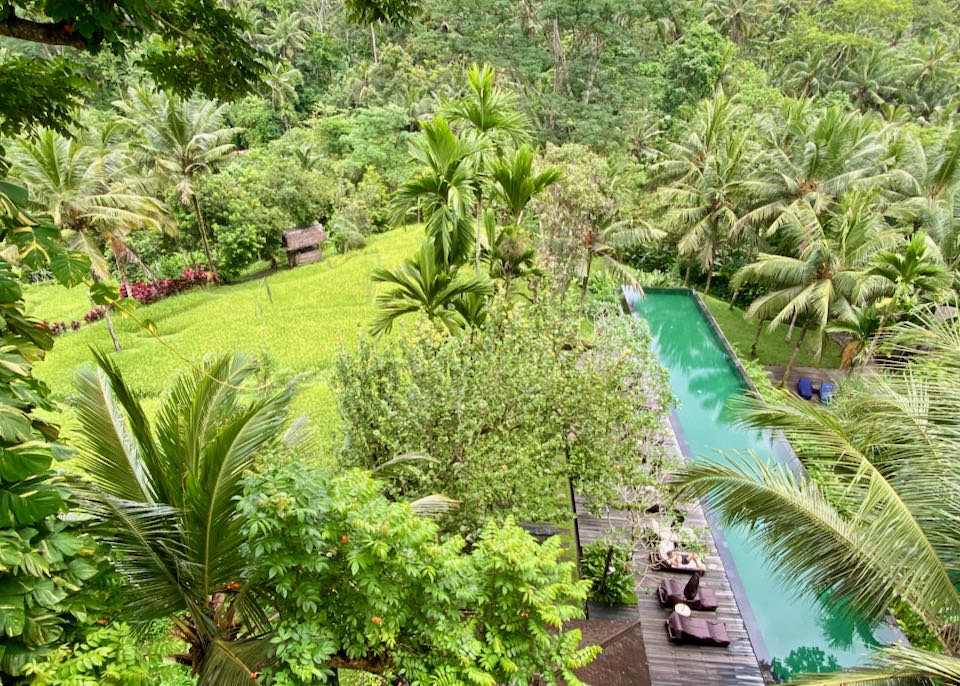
0 0 267 139
0 183 111 681
335 298 671 533
580 541 638 606
239 454 599 685
660 23 732 113
24 622 192 686
27 229 419 445
198 145 336 278
227 96 285 147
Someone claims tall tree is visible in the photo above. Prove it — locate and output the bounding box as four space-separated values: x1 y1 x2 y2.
393 116 482 268
659 132 752 293
115 87 239 272
446 63 531 270
739 103 885 236
9 127 173 351
733 191 900 381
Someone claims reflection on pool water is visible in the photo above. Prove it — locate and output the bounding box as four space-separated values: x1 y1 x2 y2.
627 289 884 682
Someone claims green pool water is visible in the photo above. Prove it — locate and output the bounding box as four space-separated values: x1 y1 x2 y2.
627 289 882 682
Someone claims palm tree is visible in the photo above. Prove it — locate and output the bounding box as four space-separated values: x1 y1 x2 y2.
738 103 885 236
266 7 308 61
484 145 560 292
733 191 900 382
71 351 294 685
677 310 960 684
370 241 494 336
837 48 903 110
115 86 239 272
649 92 742 185
446 63 531 270
702 0 771 46
826 303 883 371
574 218 664 298
264 61 302 128
9 126 173 351
393 116 482 269
779 50 834 99
882 128 960 266
659 132 752 294
907 39 960 115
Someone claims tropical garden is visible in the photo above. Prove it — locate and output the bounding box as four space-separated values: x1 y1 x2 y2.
2 0 960 684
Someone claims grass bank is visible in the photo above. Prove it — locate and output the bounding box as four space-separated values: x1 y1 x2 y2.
28 228 420 444
702 294 843 369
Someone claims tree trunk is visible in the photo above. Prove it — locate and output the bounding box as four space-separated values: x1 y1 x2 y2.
597 545 615 596
704 269 713 295
683 264 692 287
475 196 483 273
190 193 216 274
781 322 810 388
729 288 739 310
370 23 379 64
750 318 765 358
785 309 799 342
580 253 592 300
103 309 121 353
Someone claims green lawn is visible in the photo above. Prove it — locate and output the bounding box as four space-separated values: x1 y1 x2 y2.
28 228 420 445
702 294 843 369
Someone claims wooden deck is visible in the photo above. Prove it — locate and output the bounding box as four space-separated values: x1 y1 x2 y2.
574 425 767 686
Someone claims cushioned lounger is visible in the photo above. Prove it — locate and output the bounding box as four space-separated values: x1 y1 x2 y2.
665 612 730 647
797 377 814 400
819 382 835 402
653 540 707 573
658 578 719 612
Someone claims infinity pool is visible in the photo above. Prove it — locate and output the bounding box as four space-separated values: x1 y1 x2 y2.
626 288 881 682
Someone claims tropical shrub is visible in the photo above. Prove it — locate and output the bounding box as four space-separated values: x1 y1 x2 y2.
0 181 111 681
334 298 671 533
240 453 600 685
24 622 192 686
581 540 638 606
70 350 600 685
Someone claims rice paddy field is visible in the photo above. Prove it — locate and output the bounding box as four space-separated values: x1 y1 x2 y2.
27 227 420 447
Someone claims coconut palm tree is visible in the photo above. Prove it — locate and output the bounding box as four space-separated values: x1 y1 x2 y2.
882 128 960 266
659 132 753 294
266 7 308 61
779 50 834 98
648 92 742 185
827 303 883 370
9 126 173 351
677 309 960 684
370 241 494 336
733 191 900 381
264 60 302 128
837 48 903 110
702 0 771 46
115 86 239 272
446 63 531 270
738 103 886 236
393 116 483 269
71 351 295 685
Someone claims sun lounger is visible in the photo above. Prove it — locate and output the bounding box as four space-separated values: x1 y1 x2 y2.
658 576 719 611
653 540 706 573
819 382 834 402
797 377 814 400
666 612 730 647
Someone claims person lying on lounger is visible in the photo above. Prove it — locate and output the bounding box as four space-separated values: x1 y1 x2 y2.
665 548 705 571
